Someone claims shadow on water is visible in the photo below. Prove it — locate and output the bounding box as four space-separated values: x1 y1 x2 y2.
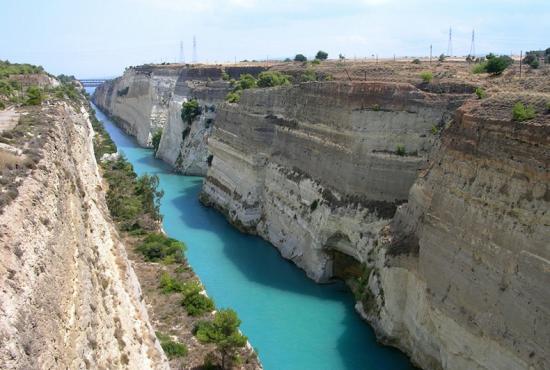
88 95 414 370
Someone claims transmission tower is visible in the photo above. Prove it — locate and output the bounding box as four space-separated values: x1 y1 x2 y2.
179 41 184 63
447 27 453 57
192 36 197 64
468 29 476 57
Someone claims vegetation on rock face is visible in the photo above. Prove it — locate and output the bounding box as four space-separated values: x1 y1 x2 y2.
225 91 241 103
181 99 202 125
300 69 317 82
512 102 536 122
156 332 188 359
24 86 43 105
420 71 433 83
475 87 486 99
294 54 307 62
195 309 248 369
181 281 215 316
136 233 186 263
396 145 406 156
257 71 291 88
315 50 329 60
152 129 162 154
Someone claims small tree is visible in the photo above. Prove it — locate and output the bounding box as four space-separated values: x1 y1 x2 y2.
235 74 257 90
438 54 446 62
294 54 307 62
315 50 328 60
412 58 421 64
181 99 202 125
152 129 162 154
339 54 345 61
475 87 486 99
195 309 248 369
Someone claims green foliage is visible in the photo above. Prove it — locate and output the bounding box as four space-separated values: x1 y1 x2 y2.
311 59 321 65
431 125 439 135
195 309 248 368
485 55 513 75
25 86 43 106
294 54 307 62
159 272 185 294
256 71 291 88
420 71 433 83
0 101 5 110
339 54 346 61
235 74 257 90
156 332 188 359
315 51 328 60
181 281 215 316
90 113 117 160
181 99 202 125
136 233 186 263
412 58 421 64
52 82 79 101
152 129 162 154
102 156 164 230
225 91 241 103
472 62 488 74
438 54 446 62
396 145 406 156
221 71 230 81
310 199 319 212
0 60 44 79
512 102 536 122
300 69 317 82
475 87 486 99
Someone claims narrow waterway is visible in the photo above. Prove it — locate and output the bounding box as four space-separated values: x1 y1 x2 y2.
88 94 414 370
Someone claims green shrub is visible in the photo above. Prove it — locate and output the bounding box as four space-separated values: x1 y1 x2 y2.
485 56 513 75
396 145 406 156
221 71 230 81
300 69 316 82
438 54 446 62
195 309 247 369
294 54 307 62
156 332 188 359
311 59 321 65
256 71 291 88
472 62 487 74
25 86 43 105
310 199 319 211
159 272 185 294
235 74 257 90
181 281 214 316
420 71 433 83
431 125 439 135
512 102 536 122
315 51 328 60
181 99 202 125
136 233 186 263
225 91 241 103
475 87 486 99
152 129 162 154
412 58 421 64
0 101 5 110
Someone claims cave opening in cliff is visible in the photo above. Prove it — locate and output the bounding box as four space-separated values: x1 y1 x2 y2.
324 233 363 281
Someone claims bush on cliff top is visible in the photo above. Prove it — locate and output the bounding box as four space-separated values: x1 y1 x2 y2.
256 71 291 88
156 332 188 359
294 54 307 62
420 71 433 83
24 86 43 106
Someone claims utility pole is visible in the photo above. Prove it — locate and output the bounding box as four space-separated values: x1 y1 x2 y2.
179 41 184 63
430 44 432 64
192 35 197 64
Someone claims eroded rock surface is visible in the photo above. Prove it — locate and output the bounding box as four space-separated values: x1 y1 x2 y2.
0 102 168 369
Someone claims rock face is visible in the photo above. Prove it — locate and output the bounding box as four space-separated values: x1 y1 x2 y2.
200 81 549 370
371 97 549 370
0 102 168 369
93 65 266 175
200 81 465 280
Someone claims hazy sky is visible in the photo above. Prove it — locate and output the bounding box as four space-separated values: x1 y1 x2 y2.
1 0 548 78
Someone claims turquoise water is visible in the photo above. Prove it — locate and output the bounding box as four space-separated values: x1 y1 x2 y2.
88 93 414 370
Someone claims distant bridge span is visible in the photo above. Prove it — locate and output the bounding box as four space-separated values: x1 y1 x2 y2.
79 79 108 87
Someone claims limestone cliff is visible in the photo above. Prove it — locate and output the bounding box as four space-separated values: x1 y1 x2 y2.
93 65 265 175
0 101 168 369
199 81 549 370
